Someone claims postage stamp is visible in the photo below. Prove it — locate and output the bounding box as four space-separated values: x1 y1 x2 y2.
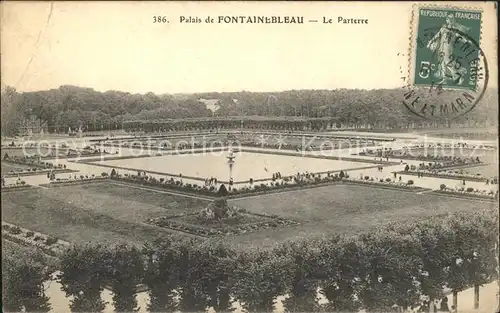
404 5 489 120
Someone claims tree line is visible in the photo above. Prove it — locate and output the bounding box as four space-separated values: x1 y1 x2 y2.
0 85 212 136
3 209 498 313
199 88 498 128
1 85 497 136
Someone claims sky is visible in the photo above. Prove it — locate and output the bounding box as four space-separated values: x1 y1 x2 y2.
1 1 497 94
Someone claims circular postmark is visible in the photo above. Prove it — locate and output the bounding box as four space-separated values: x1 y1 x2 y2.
402 26 489 121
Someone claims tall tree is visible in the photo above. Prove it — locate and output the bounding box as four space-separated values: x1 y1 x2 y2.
58 244 110 312
142 238 180 313
2 249 53 312
107 244 144 312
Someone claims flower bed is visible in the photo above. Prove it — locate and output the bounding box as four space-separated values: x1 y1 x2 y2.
433 187 498 200
64 149 113 159
3 167 77 178
45 175 108 186
396 170 489 182
343 177 428 191
2 155 59 169
237 140 375 152
75 154 154 164
111 173 346 198
1 221 70 256
146 211 299 237
1 182 35 192
357 146 487 165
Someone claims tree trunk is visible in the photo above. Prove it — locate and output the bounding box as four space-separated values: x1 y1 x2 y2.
474 284 479 309
453 291 458 312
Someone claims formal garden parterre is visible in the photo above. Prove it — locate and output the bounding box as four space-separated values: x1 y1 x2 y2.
2 159 498 312
2 176 495 247
2 132 498 313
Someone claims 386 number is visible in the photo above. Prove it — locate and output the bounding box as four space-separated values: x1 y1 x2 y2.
153 16 168 23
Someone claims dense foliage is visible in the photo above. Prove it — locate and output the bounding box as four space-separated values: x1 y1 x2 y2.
1 85 211 135
3 209 497 312
200 89 497 126
2 85 497 136
2 247 54 312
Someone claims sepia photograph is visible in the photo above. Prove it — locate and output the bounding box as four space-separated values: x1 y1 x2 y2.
1 1 498 312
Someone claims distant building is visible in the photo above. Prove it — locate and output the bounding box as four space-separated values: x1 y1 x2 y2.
198 99 220 116
198 98 239 116
18 115 48 136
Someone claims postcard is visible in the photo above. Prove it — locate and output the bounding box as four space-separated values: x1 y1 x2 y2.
1 2 498 313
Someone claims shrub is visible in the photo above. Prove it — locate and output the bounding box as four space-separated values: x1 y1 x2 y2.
2 224 11 231
9 226 22 235
466 187 474 192
379 179 384 182
33 235 43 241
364 176 370 180
386 178 392 182
25 231 35 237
440 184 446 190
407 180 414 185
218 184 229 196
45 237 58 246
101 172 108 177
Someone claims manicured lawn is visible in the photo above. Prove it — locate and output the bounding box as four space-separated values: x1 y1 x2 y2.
2 180 495 250
464 163 499 177
228 184 494 247
1 181 211 247
1 161 31 174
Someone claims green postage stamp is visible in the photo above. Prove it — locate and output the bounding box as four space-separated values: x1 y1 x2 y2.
411 6 483 91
